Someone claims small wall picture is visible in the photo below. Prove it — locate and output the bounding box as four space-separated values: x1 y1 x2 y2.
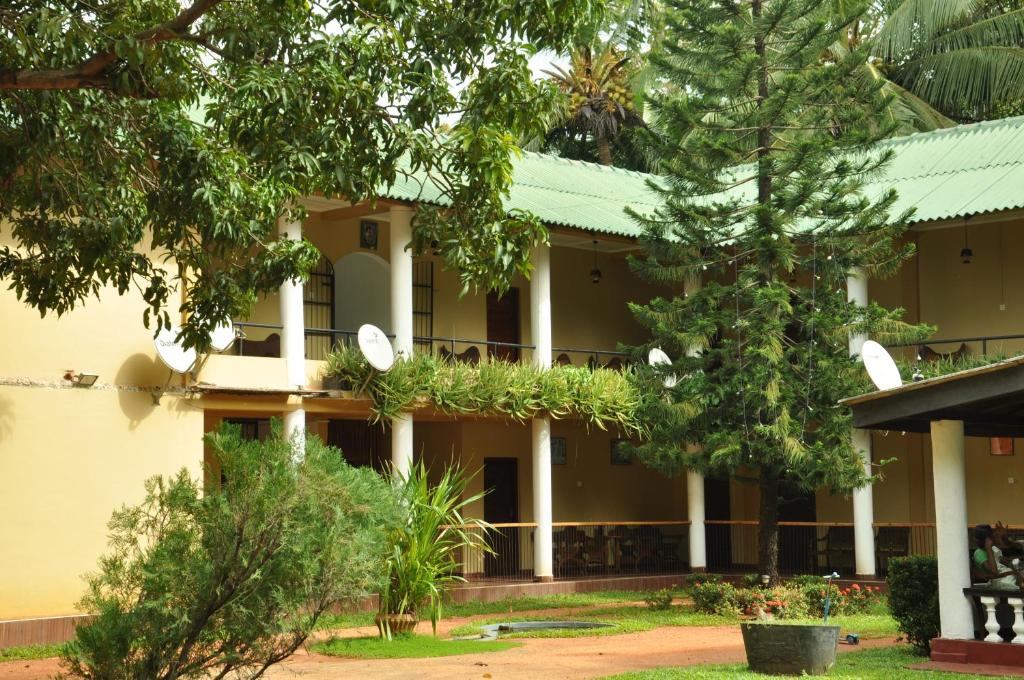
991 437 1014 456
610 438 632 466
359 220 379 250
551 437 567 465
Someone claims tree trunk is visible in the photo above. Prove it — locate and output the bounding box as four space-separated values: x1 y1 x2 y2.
758 465 780 583
596 135 613 166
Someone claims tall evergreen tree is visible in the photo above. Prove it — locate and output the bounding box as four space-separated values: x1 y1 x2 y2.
628 0 930 579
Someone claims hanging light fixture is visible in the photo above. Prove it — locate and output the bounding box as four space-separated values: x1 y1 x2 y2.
960 223 973 264
590 239 602 283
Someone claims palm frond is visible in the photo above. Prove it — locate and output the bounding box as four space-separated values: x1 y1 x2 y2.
927 8 1024 52
894 46 1024 117
874 0 979 59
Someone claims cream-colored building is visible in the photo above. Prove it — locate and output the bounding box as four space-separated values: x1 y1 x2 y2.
3 117 1024 641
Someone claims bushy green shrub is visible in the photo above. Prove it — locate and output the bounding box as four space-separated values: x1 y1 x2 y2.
683 572 723 591
888 556 940 654
644 588 675 611
690 581 738 616
740 573 764 589
61 423 399 679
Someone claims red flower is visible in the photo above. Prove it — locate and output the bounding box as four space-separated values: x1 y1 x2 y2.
852 583 861 591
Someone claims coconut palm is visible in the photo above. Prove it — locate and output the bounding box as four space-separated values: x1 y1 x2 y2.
840 0 1024 131
543 45 645 165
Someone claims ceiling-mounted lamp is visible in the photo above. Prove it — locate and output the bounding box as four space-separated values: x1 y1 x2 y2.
64 370 99 387
960 222 973 264
590 240 602 284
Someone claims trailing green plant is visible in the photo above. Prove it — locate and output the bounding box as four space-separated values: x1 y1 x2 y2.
378 461 492 640
325 346 644 433
689 581 738 616
60 422 398 680
887 556 940 654
644 588 674 611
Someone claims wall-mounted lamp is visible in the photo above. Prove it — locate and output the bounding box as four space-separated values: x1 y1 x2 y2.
64 370 99 387
960 223 973 264
590 240 602 284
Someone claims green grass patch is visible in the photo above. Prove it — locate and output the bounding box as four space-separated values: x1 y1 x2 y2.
315 589 664 631
603 645 992 679
311 633 520 659
449 604 897 641
0 643 66 662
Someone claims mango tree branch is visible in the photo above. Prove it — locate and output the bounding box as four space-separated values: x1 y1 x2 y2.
0 0 224 91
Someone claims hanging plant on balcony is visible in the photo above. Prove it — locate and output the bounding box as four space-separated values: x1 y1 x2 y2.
323 346 645 434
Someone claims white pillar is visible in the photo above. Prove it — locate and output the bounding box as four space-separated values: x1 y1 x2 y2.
389 206 414 478
847 270 875 577
532 416 554 581
391 413 413 481
390 206 414 357
279 216 306 461
687 469 707 571
530 244 552 368
931 419 974 640
684 275 707 572
530 244 553 581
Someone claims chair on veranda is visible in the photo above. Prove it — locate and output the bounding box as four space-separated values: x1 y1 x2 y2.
815 526 855 572
876 526 910 575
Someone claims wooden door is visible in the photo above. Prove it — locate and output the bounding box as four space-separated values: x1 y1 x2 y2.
483 458 520 577
486 288 520 362
704 476 732 571
328 420 390 472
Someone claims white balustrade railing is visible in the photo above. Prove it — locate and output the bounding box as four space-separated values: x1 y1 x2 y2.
966 588 1024 644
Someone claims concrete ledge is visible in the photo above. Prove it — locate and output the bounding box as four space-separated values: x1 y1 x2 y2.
0 615 92 650
931 637 1024 667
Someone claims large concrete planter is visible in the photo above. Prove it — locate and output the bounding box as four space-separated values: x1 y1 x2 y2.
741 622 840 675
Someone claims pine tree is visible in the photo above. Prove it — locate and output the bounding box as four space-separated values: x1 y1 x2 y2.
628 0 930 580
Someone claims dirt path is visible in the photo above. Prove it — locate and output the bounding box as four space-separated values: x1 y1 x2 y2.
0 606 893 680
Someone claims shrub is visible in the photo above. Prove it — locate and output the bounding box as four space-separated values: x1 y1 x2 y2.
683 572 723 591
735 588 767 616
740 573 764 589
840 582 885 614
888 556 940 654
763 585 811 620
378 461 490 638
644 589 674 611
61 423 399 679
690 581 738 616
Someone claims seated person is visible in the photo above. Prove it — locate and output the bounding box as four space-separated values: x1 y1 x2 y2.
973 524 1023 590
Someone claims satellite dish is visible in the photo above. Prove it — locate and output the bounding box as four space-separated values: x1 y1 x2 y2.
648 347 678 388
209 322 236 352
862 340 902 391
358 324 395 372
154 326 198 374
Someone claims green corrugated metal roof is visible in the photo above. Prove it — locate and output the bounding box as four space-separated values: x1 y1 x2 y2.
385 115 1024 237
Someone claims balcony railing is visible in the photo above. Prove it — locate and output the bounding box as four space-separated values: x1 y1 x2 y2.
965 587 1024 643
888 333 1024 360
230 321 629 368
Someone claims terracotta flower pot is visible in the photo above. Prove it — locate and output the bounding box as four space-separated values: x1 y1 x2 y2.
375 612 417 637
741 622 840 675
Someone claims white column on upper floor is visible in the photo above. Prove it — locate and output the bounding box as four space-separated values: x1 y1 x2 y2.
684 274 707 572
390 205 414 358
847 269 875 577
389 205 415 479
278 216 306 460
530 244 554 581
930 419 974 640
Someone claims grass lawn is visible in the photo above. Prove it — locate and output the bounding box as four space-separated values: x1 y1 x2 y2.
603 645 993 679
316 589 662 630
0 643 66 662
311 633 520 659
449 604 898 640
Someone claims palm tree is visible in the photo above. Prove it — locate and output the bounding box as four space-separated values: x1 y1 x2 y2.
841 0 1024 132
543 45 645 165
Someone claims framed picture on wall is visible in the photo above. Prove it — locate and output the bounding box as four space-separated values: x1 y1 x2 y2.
991 437 1014 456
551 437 567 465
359 220 379 250
610 438 632 466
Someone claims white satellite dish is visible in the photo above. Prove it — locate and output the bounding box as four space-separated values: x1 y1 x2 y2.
648 347 678 388
154 326 198 374
862 340 903 391
358 324 395 372
209 322 236 353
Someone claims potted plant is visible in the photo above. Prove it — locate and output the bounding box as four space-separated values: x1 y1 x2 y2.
376 461 491 639
741 575 841 675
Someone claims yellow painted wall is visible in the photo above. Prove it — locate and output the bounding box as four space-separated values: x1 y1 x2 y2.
0 389 203 619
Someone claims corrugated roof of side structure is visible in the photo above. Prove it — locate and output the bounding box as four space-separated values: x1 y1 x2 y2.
382 115 1024 238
